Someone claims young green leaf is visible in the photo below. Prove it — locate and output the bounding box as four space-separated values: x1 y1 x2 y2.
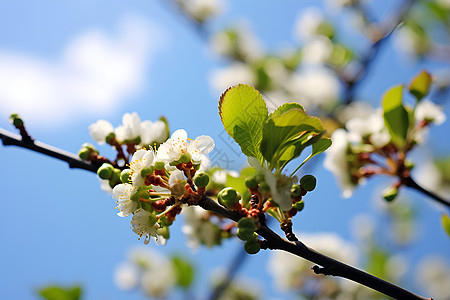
442 214 450 238
382 85 409 148
219 84 268 161
409 70 432 101
260 108 324 170
269 102 304 118
38 285 82 300
292 137 332 175
171 255 195 289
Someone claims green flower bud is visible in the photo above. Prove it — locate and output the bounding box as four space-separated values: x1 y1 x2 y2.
244 240 260 255
97 163 114 180
131 189 141 202
140 166 154 179
258 182 270 193
9 113 24 127
383 186 398 202
157 226 170 239
158 215 173 226
148 213 157 227
193 163 201 170
180 153 191 164
290 184 301 197
300 175 316 192
194 172 210 188
120 169 132 183
255 172 265 183
81 143 97 152
155 161 165 170
238 217 257 232
105 132 116 144
245 176 258 189
237 228 254 241
293 201 305 212
404 159 414 170
217 187 241 209
78 147 90 160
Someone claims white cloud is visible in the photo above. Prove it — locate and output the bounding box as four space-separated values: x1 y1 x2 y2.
0 15 166 127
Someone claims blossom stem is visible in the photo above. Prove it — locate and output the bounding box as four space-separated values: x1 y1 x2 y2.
403 176 450 209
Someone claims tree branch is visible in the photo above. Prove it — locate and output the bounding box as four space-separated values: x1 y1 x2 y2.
0 127 100 173
403 176 450 209
0 127 433 299
342 0 417 104
199 196 431 300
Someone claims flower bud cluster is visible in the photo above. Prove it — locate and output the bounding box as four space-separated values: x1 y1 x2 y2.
87 116 216 245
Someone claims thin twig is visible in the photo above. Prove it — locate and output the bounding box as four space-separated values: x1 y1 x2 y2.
403 176 450 209
0 127 433 299
0 127 99 173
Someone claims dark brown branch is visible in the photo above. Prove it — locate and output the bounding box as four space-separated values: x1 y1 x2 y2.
199 196 431 300
342 0 416 104
403 176 450 209
0 127 100 173
0 128 433 299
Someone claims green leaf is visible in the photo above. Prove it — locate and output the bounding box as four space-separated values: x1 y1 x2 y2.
219 85 268 161
38 285 82 300
261 108 324 170
442 214 450 238
382 85 409 148
171 255 194 289
409 70 432 101
269 102 304 118
292 137 332 175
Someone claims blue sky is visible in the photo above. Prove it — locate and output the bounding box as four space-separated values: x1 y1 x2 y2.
0 1 449 299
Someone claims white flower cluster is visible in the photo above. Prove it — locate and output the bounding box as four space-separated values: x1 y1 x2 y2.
324 100 446 198
114 248 176 298
178 0 225 23
110 129 214 244
89 112 168 147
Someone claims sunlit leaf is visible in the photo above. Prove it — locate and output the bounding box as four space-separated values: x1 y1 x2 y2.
409 70 432 101
171 255 194 289
219 84 268 161
382 85 409 148
38 285 82 300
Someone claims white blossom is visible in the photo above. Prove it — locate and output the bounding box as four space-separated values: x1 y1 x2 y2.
140 253 175 298
129 149 156 187
346 109 390 148
89 119 114 145
416 255 450 299
210 62 256 94
156 129 214 165
131 209 159 245
112 183 139 217
182 206 218 249
415 100 446 125
324 129 354 198
114 262 139 290
294 7 324 41
168 169 187 197
115 112 141 143
182 0 225 22
140 120 167 147
248 157 294 211
285 67 340 110
301 36 333 65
